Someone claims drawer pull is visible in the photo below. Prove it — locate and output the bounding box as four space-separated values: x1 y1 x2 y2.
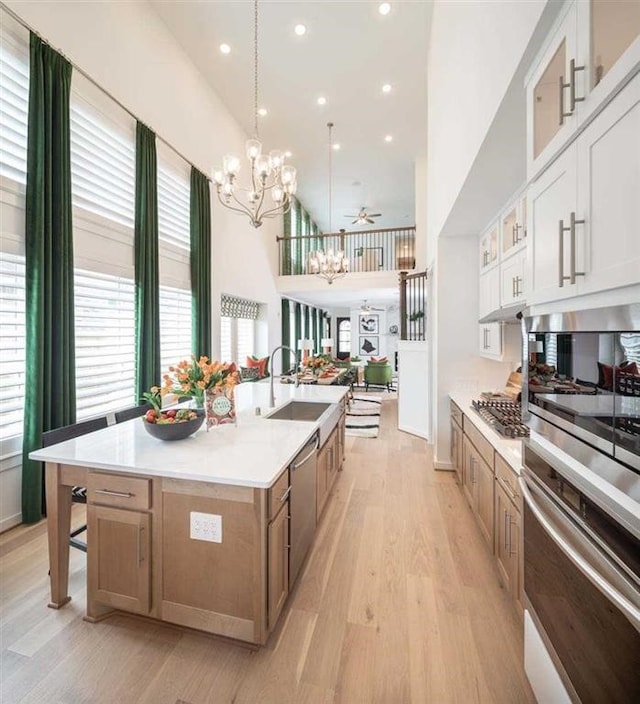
278 486 291 503
497 475 518 502
95 489 134 499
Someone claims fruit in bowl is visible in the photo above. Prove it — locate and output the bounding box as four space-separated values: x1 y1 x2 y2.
142 407 205 441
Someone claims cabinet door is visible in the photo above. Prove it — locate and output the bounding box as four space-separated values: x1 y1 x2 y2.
479 224 499 270
500 249 526 309
337 412 346 470
479 323 503 360
451 419 463 485
268 504 289 630
528 143 579 306
475 454 495 552
527 2 579 176
88 505 150 614
462 436 475 508
316 443 329 519
577 71 640 296
495 481 515 593
577 0 640 125
326 431 338 492
479 266 500 318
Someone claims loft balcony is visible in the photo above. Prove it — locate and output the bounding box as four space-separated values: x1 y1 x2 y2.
276 226 416 277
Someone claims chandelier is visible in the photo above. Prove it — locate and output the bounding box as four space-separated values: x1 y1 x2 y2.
307 122 349 284
212 0 297 228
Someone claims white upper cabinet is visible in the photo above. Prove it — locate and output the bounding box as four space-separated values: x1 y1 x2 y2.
479 265 501 320
501 192 527 258
501 248 526 309
479 223 499 271
576 70 640 296
527 0 640 178
528 143 578 306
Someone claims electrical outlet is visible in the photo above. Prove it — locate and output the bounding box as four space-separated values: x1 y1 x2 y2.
190 512 222 543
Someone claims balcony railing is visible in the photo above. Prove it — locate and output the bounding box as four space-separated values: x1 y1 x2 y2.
400 269 427 341
277 226 416 276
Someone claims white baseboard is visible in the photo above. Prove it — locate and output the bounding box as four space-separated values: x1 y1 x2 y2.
434 460 455 471
0 512 22 534
398 424 428 440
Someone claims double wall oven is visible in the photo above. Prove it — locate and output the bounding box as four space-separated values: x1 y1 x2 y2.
522 304 640 703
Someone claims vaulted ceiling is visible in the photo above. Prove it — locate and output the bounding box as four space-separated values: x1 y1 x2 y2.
149 1 432 234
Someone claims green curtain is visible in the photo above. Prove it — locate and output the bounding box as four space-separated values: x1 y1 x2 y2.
281 298 290 374
190 167 211 359
294 199 303 275
134 122 160 402
304 305 310 340
282 206 292 276
294 302 302 353
22 35 75 523
311 307 318 353
301 209 311 274
317 309 324 352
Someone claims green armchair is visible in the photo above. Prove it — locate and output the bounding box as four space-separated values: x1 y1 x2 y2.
364 362 393 391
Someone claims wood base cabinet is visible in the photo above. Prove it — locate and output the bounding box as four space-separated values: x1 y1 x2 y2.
495 481 521 608
450 402 463 485
317 427 339 520
267 500 289 630
462 435 495 552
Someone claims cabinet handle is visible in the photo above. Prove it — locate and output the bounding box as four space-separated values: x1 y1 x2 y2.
486 328 491 350
511 276 516 299
498 475 518 502
95 489 134 499
508 516 517 557
516 276 523 297
278 485 291 503
137 526 144 566
559 59 585 125
568 211 586 285
559 218 569 287
504 509 510 552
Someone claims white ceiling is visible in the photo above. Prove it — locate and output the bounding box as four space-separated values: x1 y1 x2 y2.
149 0 432 233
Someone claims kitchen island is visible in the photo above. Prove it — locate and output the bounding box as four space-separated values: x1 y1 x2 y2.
30 382 349 644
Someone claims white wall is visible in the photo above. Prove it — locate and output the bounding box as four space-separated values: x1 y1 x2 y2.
426 0 546 244
3 0 283 530
433 237 518 468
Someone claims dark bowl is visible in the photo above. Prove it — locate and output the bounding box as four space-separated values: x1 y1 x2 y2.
142 411 205 441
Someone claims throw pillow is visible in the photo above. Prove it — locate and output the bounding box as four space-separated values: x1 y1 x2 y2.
369 356 388 364
597 362 614 390
246 355 269 378
240 366 260 382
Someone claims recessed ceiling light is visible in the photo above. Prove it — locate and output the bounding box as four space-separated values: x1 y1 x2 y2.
378 3 391 16
257 108 268 117
384 135 393 142
285 150 292 158
332 143 341 151
294 24 307 36
317 96 327 106
219 43 231 55
382 83 392 94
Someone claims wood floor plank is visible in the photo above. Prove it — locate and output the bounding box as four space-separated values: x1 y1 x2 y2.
0 396 535 704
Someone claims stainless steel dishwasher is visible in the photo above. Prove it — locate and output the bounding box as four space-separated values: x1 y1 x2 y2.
289 431 319 586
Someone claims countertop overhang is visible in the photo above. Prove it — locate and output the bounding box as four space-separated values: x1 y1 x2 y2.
30 382 348 488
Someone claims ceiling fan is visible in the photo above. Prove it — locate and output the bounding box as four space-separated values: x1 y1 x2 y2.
345 207 382 225
359 299 385 314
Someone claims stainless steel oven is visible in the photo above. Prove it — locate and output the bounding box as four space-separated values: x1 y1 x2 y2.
521 304 640 702
521 441 640 704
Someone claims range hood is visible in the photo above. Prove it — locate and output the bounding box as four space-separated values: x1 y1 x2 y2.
479 303 526 324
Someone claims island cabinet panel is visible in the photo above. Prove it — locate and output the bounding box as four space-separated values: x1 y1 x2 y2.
87 505 151 615
337 411 346 470
316 427 338 520
160 485 268 644
267 501 289 630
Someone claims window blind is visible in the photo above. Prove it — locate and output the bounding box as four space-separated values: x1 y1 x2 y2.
74 269 136 419
220 295 261 320
70 94 136 229
0 252 25 444
158 157 190 251
0 17 29 185
237 318 256 363
159 284 192 372
220 316 232 363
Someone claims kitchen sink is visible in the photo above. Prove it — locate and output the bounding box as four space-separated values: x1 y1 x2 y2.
265 401 331 422
265 400 341 447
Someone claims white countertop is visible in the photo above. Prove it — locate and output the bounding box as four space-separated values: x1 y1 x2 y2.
29 382 348 489
449 392 524 474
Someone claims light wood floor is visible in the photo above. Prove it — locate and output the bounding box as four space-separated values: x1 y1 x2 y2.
0 398 535 704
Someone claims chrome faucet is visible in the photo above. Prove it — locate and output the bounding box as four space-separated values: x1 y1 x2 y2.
268 345 300 407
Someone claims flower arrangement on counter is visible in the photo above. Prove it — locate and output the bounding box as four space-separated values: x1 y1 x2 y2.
304 354 333 371
160 356 239 408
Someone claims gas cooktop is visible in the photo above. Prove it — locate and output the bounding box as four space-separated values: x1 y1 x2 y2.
472 400 530 438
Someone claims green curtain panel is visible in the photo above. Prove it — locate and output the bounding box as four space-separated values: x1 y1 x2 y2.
294 199 303 275
294 302 302 353
304 305 310 340
317 309 324 351
281 298 290 374
282 205 292 276
190 167 211 359
134 122 161 402
22 35 75 523
311 307 318 353
301 209 311 273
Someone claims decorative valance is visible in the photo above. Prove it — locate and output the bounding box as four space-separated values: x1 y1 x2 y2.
221 294 261 320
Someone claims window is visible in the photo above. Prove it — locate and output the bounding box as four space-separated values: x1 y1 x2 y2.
220 295 261 364
74 269 135 419
337 318 351 359
0 14 28 449
158 144 192 366
70 75 136 417
159 284 192 372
